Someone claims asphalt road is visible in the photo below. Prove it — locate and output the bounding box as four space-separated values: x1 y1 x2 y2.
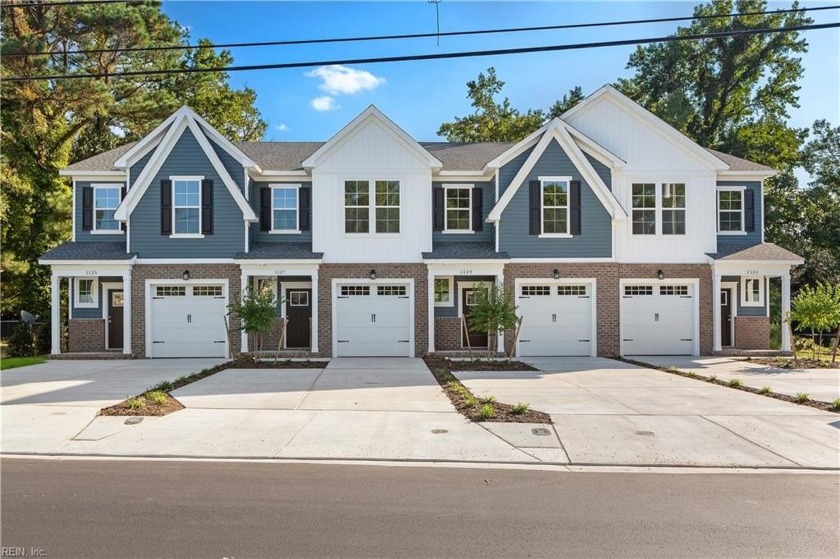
1 459 838 558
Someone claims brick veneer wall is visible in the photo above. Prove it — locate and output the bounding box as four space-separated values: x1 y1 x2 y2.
502 263 713 356
68 318 105 352
130 264 241 357
435 317 463 351
317 263 428 357
734 316 770 349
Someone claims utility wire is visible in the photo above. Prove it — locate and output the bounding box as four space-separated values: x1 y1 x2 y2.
3 4 837 58
0 0 143 8
3 22 837 83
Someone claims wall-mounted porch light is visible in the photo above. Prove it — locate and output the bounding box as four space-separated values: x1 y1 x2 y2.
183 270 190 281
369 269 377 280
656 269 665 280
553 268 560 280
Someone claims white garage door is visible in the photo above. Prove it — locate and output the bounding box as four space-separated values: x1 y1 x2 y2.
621 283 695 355
150 284 228 358
334 284 412 357
517 283 593 356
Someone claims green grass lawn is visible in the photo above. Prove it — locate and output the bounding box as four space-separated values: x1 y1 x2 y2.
0 356 46 370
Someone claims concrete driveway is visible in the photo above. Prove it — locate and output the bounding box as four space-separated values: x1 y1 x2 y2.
456 357 840 469
634 355 840 404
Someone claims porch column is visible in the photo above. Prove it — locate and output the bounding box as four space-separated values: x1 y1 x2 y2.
240 270 249 353
781 271 792 352
497 269 504 354
713 271 722 352
311 268 319 354
121 270 132 355
50 272 61 355
427 269 436 353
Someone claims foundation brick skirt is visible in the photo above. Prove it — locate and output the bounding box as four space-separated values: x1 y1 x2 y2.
434 317 463 351
734 316 771 350
68 319 105 353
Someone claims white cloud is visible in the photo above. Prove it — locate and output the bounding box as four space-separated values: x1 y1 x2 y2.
306 65 385 96
310 96 339 112
275 123 289 132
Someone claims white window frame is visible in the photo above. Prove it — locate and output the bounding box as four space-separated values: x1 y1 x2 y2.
741 276 764 307
170 175 204 239
91 184 123 235
630 181 687 236
718 186 747 235
443 184 473 234
539 176 572 238
660 182 686 236
74 277 98 309
433 276 454 307
253 276 278 301
270 184 300 234
343 178 401 237
374 180 401 234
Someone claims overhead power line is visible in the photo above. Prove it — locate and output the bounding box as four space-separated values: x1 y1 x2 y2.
3 4 838 58
3 22 837 83
0 0 142 8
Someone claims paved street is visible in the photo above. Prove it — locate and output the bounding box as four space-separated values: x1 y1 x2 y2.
2 458 838 558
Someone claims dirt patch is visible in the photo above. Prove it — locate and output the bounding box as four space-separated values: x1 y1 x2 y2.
423 356 551 424
745 356 838 370
100 392 184 417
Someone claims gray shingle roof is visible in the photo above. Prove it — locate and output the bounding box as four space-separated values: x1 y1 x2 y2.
235 142 323 171
422 242 509 260
708 243 802 262
40 242 136 261
419 142 514 171
235 243 323 260
64 143 137 171
705 148 775 172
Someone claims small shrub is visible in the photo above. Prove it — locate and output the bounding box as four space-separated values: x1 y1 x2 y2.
686 371 697 379
831 398 840 412
669 367 680 373
478 404 495 419
483 395 497 404
6 322 35 358
464 395 479 408
759 386 772 395
32 323 51 355
127 397 144 410
144 390 168 405
709 374 717 382
728 378 743 388
795 392 810 403
512 402 530 415
153 380 173 392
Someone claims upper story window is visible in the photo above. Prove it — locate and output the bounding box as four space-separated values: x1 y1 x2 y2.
75 278 97 308
344 180 400 234
173 177 201 235
541 177 570 236
93 185 121 232
445 187 471 232
631 182 686 236
718 187 744 234
272 186 299 232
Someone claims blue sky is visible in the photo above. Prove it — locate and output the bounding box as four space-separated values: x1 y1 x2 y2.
162 1 839 144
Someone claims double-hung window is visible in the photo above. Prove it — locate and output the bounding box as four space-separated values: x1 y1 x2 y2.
173 177 201 235
272 186 298 232
541 177 570 235
741 277 763 306
75 278 97 308
631 183 657 235
631 182 686 235
344 180 400 234
444 186 471 232
93 185 121 232
661 183 686 235
718 188 744 233
434 277 453 306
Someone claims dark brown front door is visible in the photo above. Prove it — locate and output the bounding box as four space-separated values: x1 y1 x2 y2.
285 289 312 349
108 290 124 350
720 288 732 347
462 288 488 348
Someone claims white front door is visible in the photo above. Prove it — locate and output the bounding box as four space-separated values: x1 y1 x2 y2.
149 284 228 358
334 283 412 357
621 283 695 355
517 282 594 356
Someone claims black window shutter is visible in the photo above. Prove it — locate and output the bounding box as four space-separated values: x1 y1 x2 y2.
472 187 483 232
82 186 93 231
570 180 582 235
120 186 126 231
299 186 311 231
201 179 214 235
260 187 271 231
744 188 755 232
160 180 172 235
529 180 541 236
432 187 444 231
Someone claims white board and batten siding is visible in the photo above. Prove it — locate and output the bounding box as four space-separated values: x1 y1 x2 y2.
311 120 433 263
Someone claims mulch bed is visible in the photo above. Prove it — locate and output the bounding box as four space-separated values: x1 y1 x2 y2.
620 357 840 414
423 356 551 424
99 355 330 417
744 356 838 370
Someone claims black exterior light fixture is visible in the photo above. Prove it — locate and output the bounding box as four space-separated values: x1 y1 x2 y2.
553 268 560 280
183 270 190 281
656 269 665 280
369 269 377 280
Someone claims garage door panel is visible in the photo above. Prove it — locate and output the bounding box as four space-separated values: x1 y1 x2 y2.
150 284 227 358
335 284 411 357
621 283 695 356
517 283 593 357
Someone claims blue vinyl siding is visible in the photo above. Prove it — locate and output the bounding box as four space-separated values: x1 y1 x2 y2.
717 181 762 246
432 181 493 243
129 150 154 188
74 181 127 243
251 182 313 243
498 139 612 258
129 128 246 258
498 146 535 196
209 137 246 191
585 154 612 191
722 275 768 316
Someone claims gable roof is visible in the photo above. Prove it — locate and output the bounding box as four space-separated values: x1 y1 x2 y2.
487 119 627 222
705 149 775 172
708 243 802 264
301 105 443 169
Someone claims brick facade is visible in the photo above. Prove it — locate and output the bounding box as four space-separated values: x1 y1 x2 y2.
68 318 105 352
434 317 464 351
734 316 770 350
130 264 241 357
317 263 428 357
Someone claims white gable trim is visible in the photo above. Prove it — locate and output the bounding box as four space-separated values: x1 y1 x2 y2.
192 112 259 170
113 108 183 168
562 85 729 172
564 120 626 168
114 114 257 222
487 121 627 222
483 123 547 169
301 105 442 169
